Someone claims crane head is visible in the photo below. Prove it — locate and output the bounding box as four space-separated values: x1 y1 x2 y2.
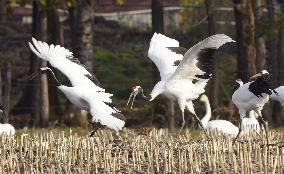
250 70 270 80
235 78 243 86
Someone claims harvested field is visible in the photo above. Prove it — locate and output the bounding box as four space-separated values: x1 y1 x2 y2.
0 129 284 173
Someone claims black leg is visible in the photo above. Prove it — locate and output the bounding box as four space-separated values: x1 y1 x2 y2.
90 127 99 137
233 119 242 145
257 116 269 146
193 114 209 139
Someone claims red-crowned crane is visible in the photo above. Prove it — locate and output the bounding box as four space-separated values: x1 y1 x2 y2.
235 79 260 133
28 38 125 132
232 70 278 144
127 33 235 134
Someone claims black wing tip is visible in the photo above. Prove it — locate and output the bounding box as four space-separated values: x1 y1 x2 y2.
173 60 181 66
195 74 212 79
111 113 126 121
196 47 218 76
167 47 188 55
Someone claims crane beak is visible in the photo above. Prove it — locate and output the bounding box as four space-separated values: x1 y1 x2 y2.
126 86 140 110
249 73 261 80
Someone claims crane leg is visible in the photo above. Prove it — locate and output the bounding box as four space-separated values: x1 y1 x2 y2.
257 116 269 146
193 114 209 139
254 109 269 146
233 119 242 145
178 110 185 135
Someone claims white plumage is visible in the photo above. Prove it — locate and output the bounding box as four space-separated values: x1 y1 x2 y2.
128 33 235 133
199 94 239 136
242 111 260 133
0 107 15 135
0 124 15 135
28 38 125 132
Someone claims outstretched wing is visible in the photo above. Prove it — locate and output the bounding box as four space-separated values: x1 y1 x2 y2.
28 38 103 91
148 33 184 80
169 34 235 81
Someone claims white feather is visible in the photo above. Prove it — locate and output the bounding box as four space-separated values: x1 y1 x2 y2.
0 124 15 135
29 38 104 91
148 33 183 80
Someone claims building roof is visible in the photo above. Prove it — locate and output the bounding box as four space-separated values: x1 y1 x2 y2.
10 0 180 16
94 0 179 13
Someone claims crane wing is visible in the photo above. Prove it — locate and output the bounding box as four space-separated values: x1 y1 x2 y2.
86 94 126 131
28 38 103 91
169 34 235 81
148 33 184 80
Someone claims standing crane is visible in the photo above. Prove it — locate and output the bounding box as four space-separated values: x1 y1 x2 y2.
232 70 278 144
28 38 125 132
127 33 235 134
235 79 260 133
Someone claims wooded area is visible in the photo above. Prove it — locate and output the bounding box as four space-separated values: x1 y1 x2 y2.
0 0 284 130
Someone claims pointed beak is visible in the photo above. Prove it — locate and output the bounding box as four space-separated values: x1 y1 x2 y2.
249 73 261 80
27 70 41 80
126 87 140 110
126 92 134 106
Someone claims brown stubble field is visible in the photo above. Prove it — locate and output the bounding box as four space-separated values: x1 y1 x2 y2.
0 128 283 173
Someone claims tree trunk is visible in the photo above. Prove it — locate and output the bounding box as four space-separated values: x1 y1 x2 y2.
205 0 218 110
46 2 63 117
266 0 280 124
0 0 6 22
275 2 284 125
40 60 49 127
0 0 5 123
266 0 278 74
70 0 95 72
245 0 257 77
151 0 164 83
233 0 248 81
68 0 96 127
30 0 41 125
151 0 175 130
38 6 49 127
2 63 11 123
253 0 266 72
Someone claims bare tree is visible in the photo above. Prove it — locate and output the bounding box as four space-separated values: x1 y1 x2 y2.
151 0 175 131
46 0 63 118
233 0 247 80
30 0 48 126
266 0 281 123
275 1 284 124
245 0 257 77
68 0 96 127
0 0 10 123
253 0 266 71
205 0 218 110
